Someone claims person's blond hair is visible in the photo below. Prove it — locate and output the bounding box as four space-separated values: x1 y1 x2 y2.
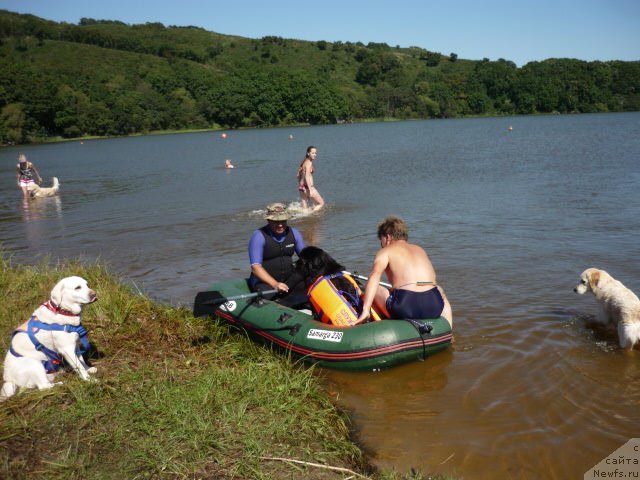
377 216 408 241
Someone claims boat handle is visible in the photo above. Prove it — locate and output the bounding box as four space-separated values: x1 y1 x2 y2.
288 324 301 336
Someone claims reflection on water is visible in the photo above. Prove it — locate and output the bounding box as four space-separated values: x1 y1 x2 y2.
296 214 325 246
20 196 63 252
21 195 62 222
323 352 453 466
1 113 640 479
324 314 640 479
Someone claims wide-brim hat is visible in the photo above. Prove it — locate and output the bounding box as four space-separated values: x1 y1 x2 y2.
265 202 290 221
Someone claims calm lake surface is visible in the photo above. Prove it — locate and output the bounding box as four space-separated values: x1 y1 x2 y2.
2 113 640 478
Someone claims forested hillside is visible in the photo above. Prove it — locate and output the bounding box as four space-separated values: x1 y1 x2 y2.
0 9 638 144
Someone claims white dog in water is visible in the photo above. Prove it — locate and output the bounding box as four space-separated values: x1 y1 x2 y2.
1 276 98 399
574 268 640 350
28 177 59 198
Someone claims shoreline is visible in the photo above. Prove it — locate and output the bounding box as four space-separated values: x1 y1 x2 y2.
0 256 452 479
0 110 581 148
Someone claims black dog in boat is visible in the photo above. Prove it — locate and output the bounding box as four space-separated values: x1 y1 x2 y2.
295 246 345 286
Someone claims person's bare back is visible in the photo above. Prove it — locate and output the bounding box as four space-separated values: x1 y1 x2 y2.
385 241 436 291
357 216 453 327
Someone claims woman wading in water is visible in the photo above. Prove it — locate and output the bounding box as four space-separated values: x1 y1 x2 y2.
296 146 324 212
16 154 42 198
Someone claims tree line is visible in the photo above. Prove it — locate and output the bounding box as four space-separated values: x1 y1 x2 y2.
0 9 638 144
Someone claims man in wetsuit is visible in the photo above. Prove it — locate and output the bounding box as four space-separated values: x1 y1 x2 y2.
248 203 307 307
356 216 453 327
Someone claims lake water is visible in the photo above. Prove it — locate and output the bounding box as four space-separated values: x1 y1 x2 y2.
1 113 640 479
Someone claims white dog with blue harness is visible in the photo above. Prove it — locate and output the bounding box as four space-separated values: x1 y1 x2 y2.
1 276 98 399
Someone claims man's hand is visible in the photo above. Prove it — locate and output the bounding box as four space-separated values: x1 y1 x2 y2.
274 282 289 293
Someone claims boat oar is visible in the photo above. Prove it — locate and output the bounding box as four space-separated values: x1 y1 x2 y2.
343 271 392 289
193 289 277 317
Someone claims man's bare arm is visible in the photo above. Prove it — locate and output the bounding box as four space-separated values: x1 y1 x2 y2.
357 250 389 322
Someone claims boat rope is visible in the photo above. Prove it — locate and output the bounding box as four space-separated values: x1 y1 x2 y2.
403 318 432 360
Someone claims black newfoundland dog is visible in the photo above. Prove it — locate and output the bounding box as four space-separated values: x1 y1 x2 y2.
295 246 345 286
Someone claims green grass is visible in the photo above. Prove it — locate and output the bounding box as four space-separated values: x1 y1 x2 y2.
0 256 453 479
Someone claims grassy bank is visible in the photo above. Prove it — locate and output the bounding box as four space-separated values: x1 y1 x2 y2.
0 258 448 479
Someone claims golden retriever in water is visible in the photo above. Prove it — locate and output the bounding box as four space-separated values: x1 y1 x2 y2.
28 177 59 198
1 276 97 399
574 268 640 350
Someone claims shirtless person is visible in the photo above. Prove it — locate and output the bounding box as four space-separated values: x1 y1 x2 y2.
356 216 453 327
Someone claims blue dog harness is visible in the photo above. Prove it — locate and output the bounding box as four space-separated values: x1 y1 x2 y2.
10 315 90 374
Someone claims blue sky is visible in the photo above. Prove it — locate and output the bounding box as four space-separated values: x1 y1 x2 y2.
1 0 638 66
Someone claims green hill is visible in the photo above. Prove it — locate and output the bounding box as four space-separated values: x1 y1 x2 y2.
0 9 638 144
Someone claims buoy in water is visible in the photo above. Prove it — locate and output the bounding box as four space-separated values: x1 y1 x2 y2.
288 134 294 140
507 126 513 132
221 133 227 139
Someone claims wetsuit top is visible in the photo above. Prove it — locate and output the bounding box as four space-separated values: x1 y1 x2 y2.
248 225 304 286
386 287 444 320
18 163 35 181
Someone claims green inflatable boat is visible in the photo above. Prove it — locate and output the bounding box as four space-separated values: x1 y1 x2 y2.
193 278 452 371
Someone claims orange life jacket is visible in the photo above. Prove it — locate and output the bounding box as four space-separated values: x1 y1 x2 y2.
307 272 382 327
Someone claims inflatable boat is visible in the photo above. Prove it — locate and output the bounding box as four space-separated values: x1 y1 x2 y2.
193 278 452 371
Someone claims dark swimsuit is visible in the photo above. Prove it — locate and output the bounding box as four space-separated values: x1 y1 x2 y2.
386 287 444 319
19 164 35 181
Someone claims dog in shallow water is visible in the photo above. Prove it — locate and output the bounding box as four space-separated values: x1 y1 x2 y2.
1 276 97 400
574 268 640 350
27 177 60 198
28 177 60 198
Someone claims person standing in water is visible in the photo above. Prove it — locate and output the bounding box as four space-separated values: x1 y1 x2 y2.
296 145 324 212
15 154 42 198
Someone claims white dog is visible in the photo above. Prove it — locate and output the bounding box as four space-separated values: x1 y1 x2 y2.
574 268 640 350
28 177 59 198
1 276 98 399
